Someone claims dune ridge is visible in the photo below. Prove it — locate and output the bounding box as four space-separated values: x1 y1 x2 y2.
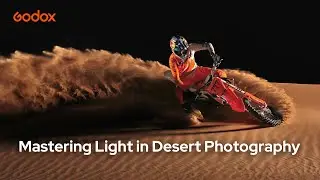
0 46 295 124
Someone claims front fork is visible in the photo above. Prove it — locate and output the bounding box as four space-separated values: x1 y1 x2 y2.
227 81 268 109
213 78 266 112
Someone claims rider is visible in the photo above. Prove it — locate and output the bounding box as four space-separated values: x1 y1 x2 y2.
164 35 228 119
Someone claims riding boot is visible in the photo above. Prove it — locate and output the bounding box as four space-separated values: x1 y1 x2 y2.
181 101 204 121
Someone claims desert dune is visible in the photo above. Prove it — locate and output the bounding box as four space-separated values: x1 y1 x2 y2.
0 47 319 179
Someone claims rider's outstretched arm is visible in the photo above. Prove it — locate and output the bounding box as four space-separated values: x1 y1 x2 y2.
189 42 221 66
188 42 215 55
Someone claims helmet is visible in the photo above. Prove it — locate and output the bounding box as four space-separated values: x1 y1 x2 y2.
170 35 189 59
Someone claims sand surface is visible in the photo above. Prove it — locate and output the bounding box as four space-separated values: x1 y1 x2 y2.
0 83 319 180
0 47 318 179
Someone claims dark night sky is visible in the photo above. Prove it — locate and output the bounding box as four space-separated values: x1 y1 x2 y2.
0 2 318 84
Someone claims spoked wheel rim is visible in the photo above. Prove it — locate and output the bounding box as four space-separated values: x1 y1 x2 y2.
244 98 283 126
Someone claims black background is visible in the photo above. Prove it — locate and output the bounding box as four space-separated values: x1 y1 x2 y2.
1 2 318 84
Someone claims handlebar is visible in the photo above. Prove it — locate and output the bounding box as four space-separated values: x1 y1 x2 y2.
210 52 223 75
211 53 223 67
208 43 222 67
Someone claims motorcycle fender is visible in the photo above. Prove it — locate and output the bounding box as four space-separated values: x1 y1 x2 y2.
244 92 267 107
207 78 246 112
207 78 225 96
223 87 246 112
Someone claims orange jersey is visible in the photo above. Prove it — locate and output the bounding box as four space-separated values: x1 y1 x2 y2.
169 53 198 85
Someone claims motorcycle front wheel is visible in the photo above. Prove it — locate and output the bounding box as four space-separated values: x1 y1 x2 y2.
243 98 284 126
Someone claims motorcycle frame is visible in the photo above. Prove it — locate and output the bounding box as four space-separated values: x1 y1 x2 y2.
194 66 268 113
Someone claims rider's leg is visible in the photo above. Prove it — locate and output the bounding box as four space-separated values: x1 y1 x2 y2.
172 67 227 120
180 66 212 89
175 85 204 121
182 67 228 85
175 86 194 112
165 70 202 118
176 67 214 120
190 68 230 105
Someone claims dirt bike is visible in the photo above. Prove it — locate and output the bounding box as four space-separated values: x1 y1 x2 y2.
165 54 284 127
